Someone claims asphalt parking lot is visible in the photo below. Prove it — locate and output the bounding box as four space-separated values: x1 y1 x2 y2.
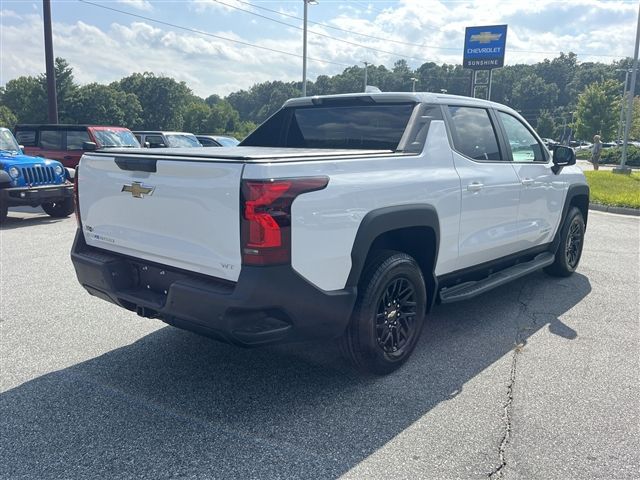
1 208 638 479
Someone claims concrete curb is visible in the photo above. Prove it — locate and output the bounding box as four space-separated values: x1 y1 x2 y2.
589 203 640 216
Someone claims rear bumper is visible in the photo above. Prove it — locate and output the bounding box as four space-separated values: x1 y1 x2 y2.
1 184 73 206
70 231 357 346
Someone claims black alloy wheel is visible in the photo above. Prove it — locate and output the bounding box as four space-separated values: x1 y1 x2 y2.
340 250 427 375
544 206 585 277
375 277 418 357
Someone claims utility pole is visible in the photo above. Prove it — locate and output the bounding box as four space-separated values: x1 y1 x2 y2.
616 1 640 174
616 69 631 142
410 77 418 92
363 61 369 92
43 0 58 123
301 0 318 97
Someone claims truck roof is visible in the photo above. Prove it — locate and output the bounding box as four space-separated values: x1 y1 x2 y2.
284 91 515 113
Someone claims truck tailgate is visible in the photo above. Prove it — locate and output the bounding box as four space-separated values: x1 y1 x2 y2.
78 154 243 282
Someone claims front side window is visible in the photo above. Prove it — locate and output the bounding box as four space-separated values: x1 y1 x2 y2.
14 129 36 146
447 106 502 161
38 129 63 149
145 135 165 148
498 112 545 162
242 102 416 150
66 130 91 150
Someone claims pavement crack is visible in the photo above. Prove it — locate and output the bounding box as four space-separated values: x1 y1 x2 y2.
488 283 529 479
488 347 518 479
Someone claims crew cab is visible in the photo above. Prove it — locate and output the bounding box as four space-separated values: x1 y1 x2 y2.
0 127 74 223
71 93 588 374
14 124 140 169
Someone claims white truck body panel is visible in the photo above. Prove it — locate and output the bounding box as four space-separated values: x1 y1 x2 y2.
243 120 461 291
79 154 243 281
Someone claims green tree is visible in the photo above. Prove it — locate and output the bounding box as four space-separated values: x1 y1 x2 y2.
0 105 18 128
573 80 620 141
0 76 47 123
511 73 559 116
536 111 556 138
118 72 192 130
183 101 211 133
66 83 142 126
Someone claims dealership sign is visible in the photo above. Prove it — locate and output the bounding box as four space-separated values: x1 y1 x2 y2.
463 25 508 70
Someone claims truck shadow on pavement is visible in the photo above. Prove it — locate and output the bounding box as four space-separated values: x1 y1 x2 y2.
1 272 590 479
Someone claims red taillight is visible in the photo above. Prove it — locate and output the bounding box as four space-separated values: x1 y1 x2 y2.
241 177 329 265
73 167 81 229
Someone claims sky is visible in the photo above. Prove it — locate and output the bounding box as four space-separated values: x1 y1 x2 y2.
0 0 638 98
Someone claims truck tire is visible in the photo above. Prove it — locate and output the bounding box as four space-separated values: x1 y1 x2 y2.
0 199 7 224
41 198 74 218
544 207 585 277
340 250 427 375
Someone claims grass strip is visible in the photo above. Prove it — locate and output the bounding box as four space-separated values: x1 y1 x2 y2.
584 171 640 209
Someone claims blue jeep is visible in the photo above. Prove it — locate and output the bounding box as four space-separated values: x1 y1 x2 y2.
0 127 74 223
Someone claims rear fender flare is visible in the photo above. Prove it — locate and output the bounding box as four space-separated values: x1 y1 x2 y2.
346 204 440 310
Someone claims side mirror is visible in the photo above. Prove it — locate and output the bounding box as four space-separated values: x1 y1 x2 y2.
82 141 97 151
552 145 576 174
144 141 150 148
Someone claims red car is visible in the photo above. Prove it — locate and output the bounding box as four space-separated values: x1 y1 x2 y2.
14 124 140 168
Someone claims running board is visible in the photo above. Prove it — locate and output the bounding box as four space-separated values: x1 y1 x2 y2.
439 252 555 304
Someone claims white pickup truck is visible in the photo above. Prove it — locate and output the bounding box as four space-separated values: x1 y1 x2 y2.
71 92 589 374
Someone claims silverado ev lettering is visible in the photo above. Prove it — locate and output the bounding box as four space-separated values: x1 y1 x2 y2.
71 92 588 375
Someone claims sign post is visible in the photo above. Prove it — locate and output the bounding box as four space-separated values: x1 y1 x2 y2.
463 25 508 100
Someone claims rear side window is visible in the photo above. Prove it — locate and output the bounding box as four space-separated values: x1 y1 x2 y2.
39 129 63 149
447 106 502 161
242 102 416 150
66 130 91 150
15 129 36 146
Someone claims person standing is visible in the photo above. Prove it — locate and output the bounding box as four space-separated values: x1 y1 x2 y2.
591 135 602 171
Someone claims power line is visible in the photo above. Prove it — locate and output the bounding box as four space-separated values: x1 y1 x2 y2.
229 0 459 50
77 0 352 68
229 0 627 58
210 0 436 63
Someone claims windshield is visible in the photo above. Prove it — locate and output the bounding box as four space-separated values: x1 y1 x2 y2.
241 102 416 150
165 134 202 148
0 129 21 152
215 136 239 147
93 129 140 148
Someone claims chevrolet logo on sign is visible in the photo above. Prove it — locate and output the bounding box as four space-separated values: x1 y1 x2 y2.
470 32 502 44
122 182 155 198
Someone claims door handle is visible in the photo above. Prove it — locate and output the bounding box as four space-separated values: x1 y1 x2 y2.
467 182 484 192
521 178 535 187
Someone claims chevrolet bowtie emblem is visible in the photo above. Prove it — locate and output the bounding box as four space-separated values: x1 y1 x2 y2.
122 182 155 198
470 32 502 44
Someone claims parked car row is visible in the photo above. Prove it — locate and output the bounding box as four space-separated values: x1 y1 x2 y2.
2 123 239 224
13 124 239 169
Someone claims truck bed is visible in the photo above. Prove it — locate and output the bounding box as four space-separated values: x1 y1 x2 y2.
95 146 397 162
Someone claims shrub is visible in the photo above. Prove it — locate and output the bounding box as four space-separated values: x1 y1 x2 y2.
599 146 640 167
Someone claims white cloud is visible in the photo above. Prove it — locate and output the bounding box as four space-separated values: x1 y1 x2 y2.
0 0 636 98
116 0 153 12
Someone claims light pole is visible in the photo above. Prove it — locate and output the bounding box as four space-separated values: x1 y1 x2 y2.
302 0 318 97
615 1 640 174
616 69 632 143
410 77 418 92
363 61 369 92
